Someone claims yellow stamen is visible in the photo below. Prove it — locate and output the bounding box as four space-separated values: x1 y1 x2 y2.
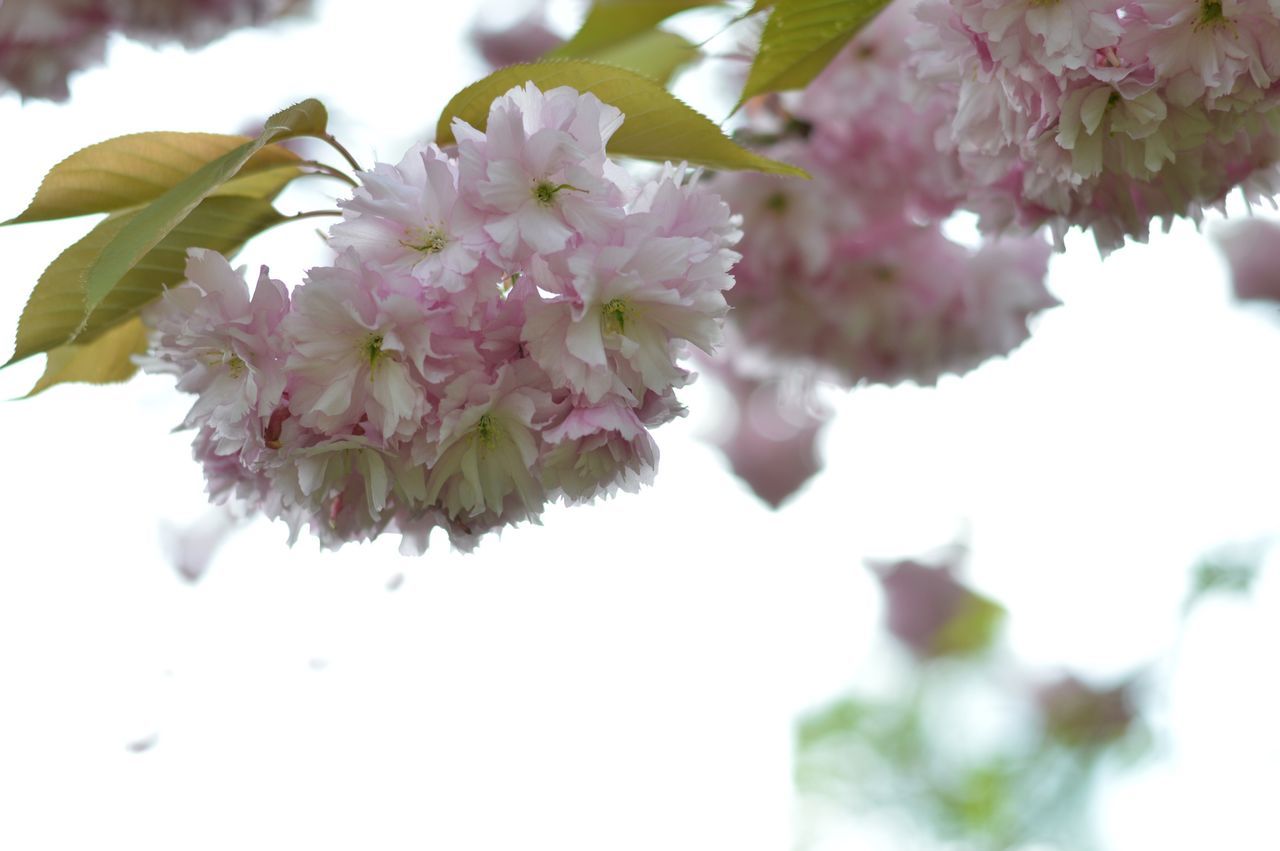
602 298 632 335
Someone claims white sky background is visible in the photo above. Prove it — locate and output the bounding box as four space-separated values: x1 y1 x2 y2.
0 1 1279 849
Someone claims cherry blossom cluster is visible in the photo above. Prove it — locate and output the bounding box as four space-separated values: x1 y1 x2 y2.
716 4 1056 390
142 83 741 552
910 0 1280 252
0 0 311 101
698 4 1055 507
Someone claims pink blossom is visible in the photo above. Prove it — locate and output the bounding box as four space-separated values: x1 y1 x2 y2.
521 232 731 402
151 82 741 552
329 143 494 296
541 398 658 504
627 163 743 247
1129 0 1280 106
191 424 276 515
423 361 558 522
142 249 289 453
453 82 627 258
281 437 407 547
283 252 446 442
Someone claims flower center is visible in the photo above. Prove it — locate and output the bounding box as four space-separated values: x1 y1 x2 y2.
533 180 582 207
871 264 896 282
474 413 500 450
227 354 247 379
362 333 385 371
534 180 561 206
1197 0 1227 27
601 298 632 335
402 225 449 255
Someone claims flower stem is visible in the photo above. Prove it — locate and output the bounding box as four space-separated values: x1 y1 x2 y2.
289 209 343 221
301 161 358 187
320 133 364 174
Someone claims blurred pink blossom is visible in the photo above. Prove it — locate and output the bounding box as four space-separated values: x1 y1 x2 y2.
1036 674 1138 747
869 557 1004 660
470 11 562 70
159 506 244 583
0 0 311 101
705 361 828 508
1212 218 1280 302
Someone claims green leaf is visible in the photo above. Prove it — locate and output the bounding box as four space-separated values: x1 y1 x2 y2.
553 0 720 58
261 98 329 140
9 196 287 366
26 317 149 397
736 0 891 107
4 132 301 225
592 29 700 84
80 98 327 318
435 60 806 177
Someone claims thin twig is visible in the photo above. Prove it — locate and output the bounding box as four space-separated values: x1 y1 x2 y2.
289 209 343 221
301 160 359 187
320 133 364 174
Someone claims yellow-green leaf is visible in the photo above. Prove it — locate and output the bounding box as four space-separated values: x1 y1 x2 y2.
592 29 700 85
263 98 329 140
435 61 806 177
736 0 891 108
81 98 327 317
553 0 720 58
26 317 149 397
4 132 301 225
213 162 307 201
8 196 287 366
